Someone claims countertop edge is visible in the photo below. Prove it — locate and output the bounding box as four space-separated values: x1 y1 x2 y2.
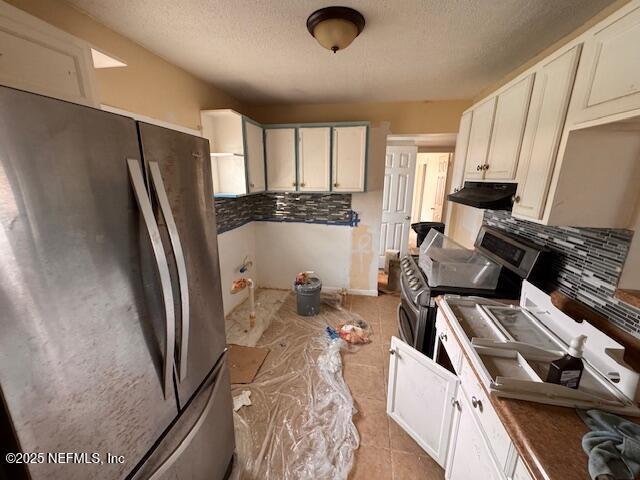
435 295 590 480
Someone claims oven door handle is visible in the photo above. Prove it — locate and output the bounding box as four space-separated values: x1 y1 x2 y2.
400 279 420 316
397 303 412 345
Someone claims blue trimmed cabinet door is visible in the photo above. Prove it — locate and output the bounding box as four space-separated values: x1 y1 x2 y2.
332 126 367 192
298 127 331 192
245 121 266 193
265 127 296 191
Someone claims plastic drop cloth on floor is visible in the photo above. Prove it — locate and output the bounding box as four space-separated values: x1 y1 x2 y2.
227 289 373 480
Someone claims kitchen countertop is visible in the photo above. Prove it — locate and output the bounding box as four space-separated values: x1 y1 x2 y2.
435 296 591 480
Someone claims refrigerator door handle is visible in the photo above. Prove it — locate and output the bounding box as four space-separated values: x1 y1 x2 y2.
146 350 228 480
127 158 176 399
148 161 190 382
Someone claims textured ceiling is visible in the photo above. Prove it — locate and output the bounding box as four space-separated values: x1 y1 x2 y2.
68 0 615 104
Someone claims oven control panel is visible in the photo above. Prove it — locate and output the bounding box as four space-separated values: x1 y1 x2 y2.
400 255 428 305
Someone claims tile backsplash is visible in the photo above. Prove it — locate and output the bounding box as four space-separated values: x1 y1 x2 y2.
215 193 353 234
484 210 640 336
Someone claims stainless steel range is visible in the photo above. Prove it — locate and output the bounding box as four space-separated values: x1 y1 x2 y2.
398 226 546 357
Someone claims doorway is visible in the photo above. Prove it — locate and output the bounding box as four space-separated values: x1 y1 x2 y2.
379 145 417 267
378 134 456 276
408 152 451 250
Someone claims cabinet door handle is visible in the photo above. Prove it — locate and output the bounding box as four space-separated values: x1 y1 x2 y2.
451 398 460 409
389 348 396 355
292 182 297 187
439 332 447 342
476 165 480 171
250 183 255 188
333 182 339 187
484 164 489 170
513 195 521 203
471 396 482 410
301 182 306 187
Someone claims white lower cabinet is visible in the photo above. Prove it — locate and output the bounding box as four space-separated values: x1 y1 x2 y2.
446 391 503 480
387 336 533 480
387 336 459 467
511 454 534 480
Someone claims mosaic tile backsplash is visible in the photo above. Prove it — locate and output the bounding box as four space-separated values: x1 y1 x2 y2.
484 210 640 336
215 193 353 234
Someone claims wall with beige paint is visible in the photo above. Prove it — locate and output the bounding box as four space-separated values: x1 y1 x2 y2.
249 99 471 292
249 100 471 135
6 0 245 130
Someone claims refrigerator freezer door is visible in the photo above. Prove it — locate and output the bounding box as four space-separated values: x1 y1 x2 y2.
0 87 179 480
131 356 235 480
138 123 227 407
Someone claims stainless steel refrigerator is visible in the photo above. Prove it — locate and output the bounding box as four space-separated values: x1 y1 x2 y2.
0 86 234 480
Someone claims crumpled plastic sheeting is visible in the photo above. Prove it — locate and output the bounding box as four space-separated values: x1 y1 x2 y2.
228 290 368 480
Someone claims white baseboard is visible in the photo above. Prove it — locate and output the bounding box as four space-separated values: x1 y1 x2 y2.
321 286 378 297
348 289 379 297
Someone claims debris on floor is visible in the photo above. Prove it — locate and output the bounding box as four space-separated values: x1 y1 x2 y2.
226 289 289 347
229 289 360 480
228 344 270 384
233 390 252 412
337 320 371 344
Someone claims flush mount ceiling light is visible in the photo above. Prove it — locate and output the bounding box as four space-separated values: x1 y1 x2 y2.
306 6 365 53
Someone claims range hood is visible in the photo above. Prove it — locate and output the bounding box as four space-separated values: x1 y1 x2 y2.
448 181 517 210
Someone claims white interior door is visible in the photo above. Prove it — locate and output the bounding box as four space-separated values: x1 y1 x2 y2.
379 146 416 267
420 153 450 222
387 336 459 467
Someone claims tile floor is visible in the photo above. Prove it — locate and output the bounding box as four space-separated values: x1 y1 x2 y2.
343 292 445 480
227 284 444 479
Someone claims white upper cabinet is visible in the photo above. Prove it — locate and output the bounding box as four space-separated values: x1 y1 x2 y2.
464 98 496 180
0 1 97 106
244 120 265 193
201 110 249 197
485 74 534 180
568 2 640 125
513 46 581 221
332 126 367 192
265 128 296 191
201 110 245 155
450 111 472 192
387 336 459 467
201 110 265 196
298 127 331 192
210 154 247 196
